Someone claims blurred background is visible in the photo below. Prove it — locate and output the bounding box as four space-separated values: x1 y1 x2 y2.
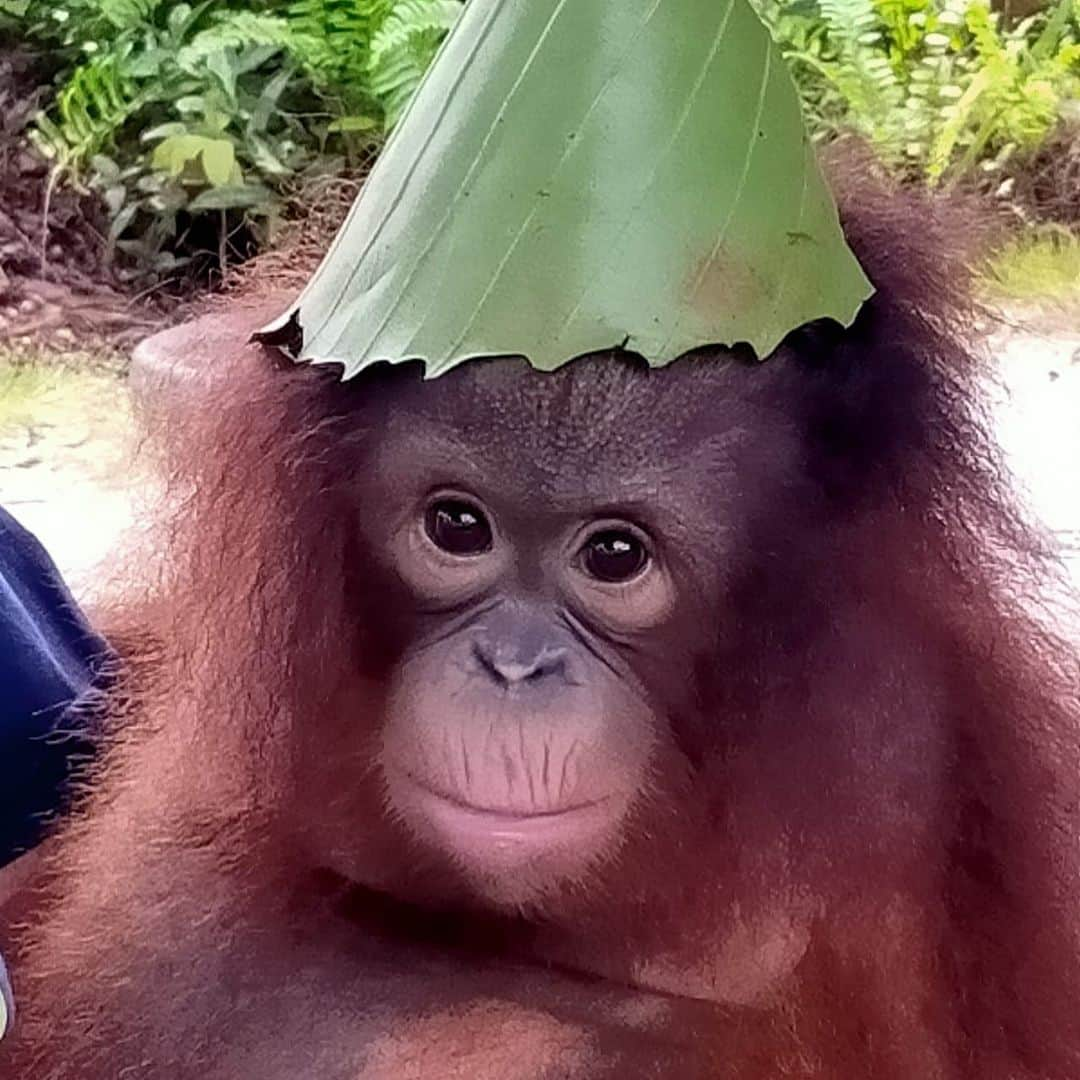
0 0 1076 606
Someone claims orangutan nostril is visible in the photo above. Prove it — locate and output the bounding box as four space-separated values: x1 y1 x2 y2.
472 642 567 687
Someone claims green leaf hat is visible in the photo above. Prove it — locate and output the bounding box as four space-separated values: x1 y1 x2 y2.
258 0 873 377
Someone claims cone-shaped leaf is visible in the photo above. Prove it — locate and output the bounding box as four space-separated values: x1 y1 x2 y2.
260 0 873 377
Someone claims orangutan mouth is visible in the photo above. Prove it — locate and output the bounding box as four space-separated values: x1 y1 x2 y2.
396 771 616 850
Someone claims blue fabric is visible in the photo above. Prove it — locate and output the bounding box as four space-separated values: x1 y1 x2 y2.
0 506 110 868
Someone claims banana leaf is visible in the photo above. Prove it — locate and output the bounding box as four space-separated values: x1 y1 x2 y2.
259 0 873 377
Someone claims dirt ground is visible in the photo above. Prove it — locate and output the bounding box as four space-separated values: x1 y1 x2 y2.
0 312 1078 615
0 365 149 606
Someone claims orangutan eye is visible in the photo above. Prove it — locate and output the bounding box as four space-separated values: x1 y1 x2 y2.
424 499 493 556
582 530 649 583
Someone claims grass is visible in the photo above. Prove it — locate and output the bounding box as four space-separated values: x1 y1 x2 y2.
0 349 125 436
977 226 1080 304
0 361 56 434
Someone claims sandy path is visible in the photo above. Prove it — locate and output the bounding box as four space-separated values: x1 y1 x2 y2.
0 369 146 606
989 318 1080 588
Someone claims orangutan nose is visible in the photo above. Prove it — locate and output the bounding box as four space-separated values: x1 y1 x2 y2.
471 640 568 687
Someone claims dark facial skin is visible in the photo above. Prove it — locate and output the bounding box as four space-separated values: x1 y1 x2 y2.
302 353 792 910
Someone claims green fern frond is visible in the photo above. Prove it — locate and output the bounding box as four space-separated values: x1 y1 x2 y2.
96 0 161 31
287 0 395 46
369 0 462 126
926 65 992 180
872 0 928 60
286 0 395 84
44 49 142 167
177 12 300 70
819 0 882 45
965 1 1008 62
806 0 906 154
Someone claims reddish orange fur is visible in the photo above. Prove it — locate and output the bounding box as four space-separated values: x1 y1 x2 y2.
2 160 1079 1079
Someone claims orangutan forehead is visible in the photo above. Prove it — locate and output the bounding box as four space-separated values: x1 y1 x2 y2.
375 420 694 509
368 352 748 470
361 355 755 528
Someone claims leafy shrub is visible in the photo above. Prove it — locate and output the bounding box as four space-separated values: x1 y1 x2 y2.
0 0 463 283
755 0 1080 186
368 0 463 125
4 0 1077 285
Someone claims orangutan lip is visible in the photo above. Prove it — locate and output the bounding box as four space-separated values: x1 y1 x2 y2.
395 770 611 843
403 774 607 820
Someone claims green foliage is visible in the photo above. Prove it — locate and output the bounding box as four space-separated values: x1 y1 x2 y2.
7 0 1076 283
369 0 463 125
286 0 393 96
39 48 143 166
6 0 463 282
283 0 461 126
756 0 1080 185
